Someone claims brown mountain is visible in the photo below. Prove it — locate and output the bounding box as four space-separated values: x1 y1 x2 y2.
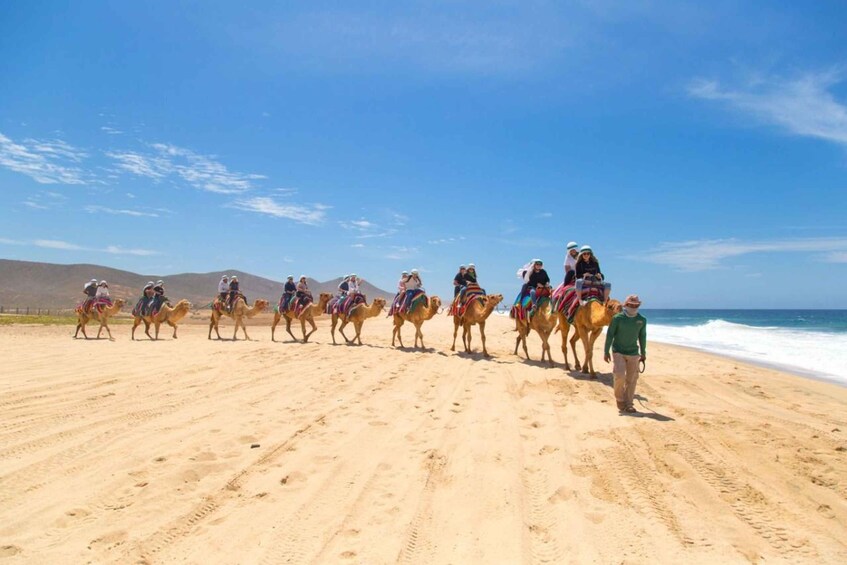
0 259 394 310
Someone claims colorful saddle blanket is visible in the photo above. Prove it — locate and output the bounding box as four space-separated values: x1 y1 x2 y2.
76 297 113 315
394 289 427 315
334 293 366 317
388 293 403 316
552 283 604 323
276 293 296 314
449 283 486 317
510 287 551 321
293 296 313 318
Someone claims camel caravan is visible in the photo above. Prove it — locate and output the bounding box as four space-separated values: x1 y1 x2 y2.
71 243 640 380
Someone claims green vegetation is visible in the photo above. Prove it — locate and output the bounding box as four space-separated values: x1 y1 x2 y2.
0 314 132 326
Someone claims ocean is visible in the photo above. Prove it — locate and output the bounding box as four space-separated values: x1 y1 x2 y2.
644 310 847 385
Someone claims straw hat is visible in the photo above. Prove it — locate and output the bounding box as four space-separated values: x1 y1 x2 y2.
624 295 642 308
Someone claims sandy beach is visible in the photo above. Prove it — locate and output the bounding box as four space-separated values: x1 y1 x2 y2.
1 313 846 564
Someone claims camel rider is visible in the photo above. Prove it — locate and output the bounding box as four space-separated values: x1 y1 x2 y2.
83 279 98 312
282 275 296 310
464 263 478 284
575 245 611 304
337 275 350 299
402 269 422 313
296 276 312 306
152 280 167 313
96 280 111 305
527 259 551 305
398 271 409 294
140 281 155 316
564 241 579 285
347 274 362 296
218 275 229 304
228 276 240 311
453 266 466 298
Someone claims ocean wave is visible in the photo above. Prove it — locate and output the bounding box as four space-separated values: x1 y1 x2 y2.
650 320 847 384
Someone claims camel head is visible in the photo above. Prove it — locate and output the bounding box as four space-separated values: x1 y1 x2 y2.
606 299 623 316
486 294 504 308
254 299 270 311
430 296 442 309
114 298 126 308
318 292 333 306
373 297 387 310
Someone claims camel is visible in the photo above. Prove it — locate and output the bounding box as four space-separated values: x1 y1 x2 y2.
208 296 269 341
569 299 623 377
74 298 125 340
555 312 574 369
514 297 558 367
330 297 386 345
131 299 191 340
271 292 332 343
450 294 504 357
392 296 442 349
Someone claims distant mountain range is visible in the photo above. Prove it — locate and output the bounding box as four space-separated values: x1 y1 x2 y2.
0 259 394 309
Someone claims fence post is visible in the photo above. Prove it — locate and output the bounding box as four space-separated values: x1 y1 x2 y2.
26 307 30 315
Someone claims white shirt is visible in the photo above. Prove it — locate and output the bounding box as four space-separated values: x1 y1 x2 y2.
565 253 577 273
218 280 229 293
348 279 360 294
96 287 110 298
405 276 421 291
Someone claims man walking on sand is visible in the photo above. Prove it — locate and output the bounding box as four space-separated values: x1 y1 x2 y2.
604 295 647 414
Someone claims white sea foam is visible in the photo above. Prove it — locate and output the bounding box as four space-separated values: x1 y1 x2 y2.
650 320 847 384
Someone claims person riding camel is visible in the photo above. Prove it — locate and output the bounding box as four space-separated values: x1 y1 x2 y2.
337 275 351 299
563 241 579 285
464 263 478 284
575 245 611 304
228 276 240 311
527 259 551 306
140 281 155 316
82 279 98 312
152 279 167 315
398 271 409 294
347 274 362 296
296 276 313 307
453 266 467 298
217 275 229 305
95 280 112 306
402 269 422 313
282 275 296 311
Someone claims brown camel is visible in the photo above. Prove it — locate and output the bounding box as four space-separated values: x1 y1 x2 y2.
132 299 191 340
450 294 504 357
208 296 269 341
271 292 332 343
392 296 441 348
555 312 574 370
74 298 126 340
514 297 557 367
330 297 386 345
570 299 622 377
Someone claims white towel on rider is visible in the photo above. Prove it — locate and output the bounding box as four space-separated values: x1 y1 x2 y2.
516 262 534 283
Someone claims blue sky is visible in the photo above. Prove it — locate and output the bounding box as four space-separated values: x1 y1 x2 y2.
1 0 846 308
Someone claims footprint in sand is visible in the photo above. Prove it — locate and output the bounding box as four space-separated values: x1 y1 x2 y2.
0 545 22 557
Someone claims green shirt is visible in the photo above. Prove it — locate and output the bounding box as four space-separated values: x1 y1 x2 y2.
604 312 647 357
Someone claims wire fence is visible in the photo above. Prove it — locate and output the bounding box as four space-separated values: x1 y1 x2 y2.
0 306 77 317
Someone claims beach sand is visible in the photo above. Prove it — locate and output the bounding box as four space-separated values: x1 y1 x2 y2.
1 313 846 564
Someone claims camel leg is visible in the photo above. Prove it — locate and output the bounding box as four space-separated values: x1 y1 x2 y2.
521 325 530 359
132 317 141 340
241 318 251 341
587 329 602 377
303 317 317 342
168 320 178 339
464 324 472 353
74 317 83 339
393 318 404 348
415 321 424 349
330 316 338 345
284 317 298 342
143 320 152 340
355 321 364 345
541 331 554 367
208 314 222 340
560 321 571 370
570 329 581 371
450 319 460 351
154 321 161 341
271 313 280 342
101 320 113 340
480 321 490 357
338 320 352 344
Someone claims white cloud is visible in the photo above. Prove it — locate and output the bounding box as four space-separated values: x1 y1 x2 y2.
688 70 847 146
100 126 123 135
84 205 160 218
647 237 847 271
228 196 328 225
350 243 365 248
107 142 266 194
428 236 466 245
0 237 157 256
0 132 88 184
384 246 419 260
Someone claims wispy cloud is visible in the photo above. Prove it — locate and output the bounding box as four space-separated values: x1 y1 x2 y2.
100 126 123 135
107 142 266 194
647 237 847 271
84 205 161 218
0 132 89 184
688 69 847 146
0 237 157 256
228 196 328 225
428 236 466 245
383 245 419 260
339 217 398 239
